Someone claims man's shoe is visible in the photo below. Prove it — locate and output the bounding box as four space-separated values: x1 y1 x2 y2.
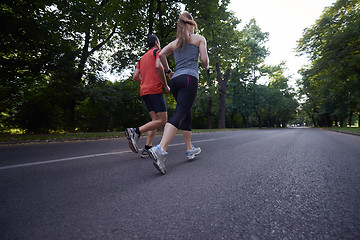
186 146 201 160
125 128 140 153
141 148 149 158
148 145 167 174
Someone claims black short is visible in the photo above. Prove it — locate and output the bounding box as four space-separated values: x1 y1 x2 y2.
141 93 167 113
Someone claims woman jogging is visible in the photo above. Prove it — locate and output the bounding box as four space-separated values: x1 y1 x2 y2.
148 11 209 174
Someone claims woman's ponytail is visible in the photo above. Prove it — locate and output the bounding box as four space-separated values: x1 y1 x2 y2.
176 11 198 49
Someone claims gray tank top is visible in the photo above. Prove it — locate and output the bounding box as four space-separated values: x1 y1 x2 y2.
172 43 200 79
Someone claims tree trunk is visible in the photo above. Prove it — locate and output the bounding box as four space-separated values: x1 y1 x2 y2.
217 62 225 128
148 0 154 34
206 97 213 129
230 112 235 128
242 115 248 128
217 62 230 129
66 29 91 132
312 115 317 127
256 112 262 128
349 111 353 127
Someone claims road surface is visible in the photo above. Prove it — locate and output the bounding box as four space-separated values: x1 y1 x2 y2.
1 128 359 239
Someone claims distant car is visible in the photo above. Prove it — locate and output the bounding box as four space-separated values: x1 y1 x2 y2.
297 124 300 127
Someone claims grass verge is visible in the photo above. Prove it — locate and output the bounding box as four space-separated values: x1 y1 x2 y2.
322 127 360 135
0 132 124 144
0 128 247 144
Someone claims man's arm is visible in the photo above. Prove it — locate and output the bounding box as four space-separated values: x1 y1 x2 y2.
133 68 141 82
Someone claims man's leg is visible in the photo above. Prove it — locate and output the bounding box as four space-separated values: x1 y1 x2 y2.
126 93 167 154
126 111 167 154
139 111 167 134
145 111 158 147
140 111 167 157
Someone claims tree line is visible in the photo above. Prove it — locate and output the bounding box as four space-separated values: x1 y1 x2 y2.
5 0 352 133
296 0 360 127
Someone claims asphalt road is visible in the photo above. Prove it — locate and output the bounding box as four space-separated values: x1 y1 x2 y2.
1 128 360 240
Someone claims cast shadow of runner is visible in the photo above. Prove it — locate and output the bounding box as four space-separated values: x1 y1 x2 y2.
161 155 202 174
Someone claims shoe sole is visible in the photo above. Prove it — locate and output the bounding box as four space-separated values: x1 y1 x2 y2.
141 152 149 158
124 129 138 153
148 149 166 174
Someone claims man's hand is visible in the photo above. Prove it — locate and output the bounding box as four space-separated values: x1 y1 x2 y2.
164 85 171 93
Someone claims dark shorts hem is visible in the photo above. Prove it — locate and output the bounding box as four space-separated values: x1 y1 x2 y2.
141 93 167 113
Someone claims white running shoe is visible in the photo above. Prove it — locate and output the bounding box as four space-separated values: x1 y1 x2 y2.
148 145 167 174
186 146 201 160
125 128 140 153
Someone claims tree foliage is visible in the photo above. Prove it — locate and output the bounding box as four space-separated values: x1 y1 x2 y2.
1 0 300 133
297 0 360 127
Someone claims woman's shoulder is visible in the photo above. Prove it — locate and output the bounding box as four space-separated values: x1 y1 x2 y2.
189 34 206 46
160 40 177 55
169 39 178 49
194 34 206 40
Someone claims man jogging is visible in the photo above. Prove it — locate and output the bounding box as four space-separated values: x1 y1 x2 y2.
125 34 171 158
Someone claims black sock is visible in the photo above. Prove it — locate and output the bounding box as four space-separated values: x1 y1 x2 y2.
145 145 152 150
135 127 141 137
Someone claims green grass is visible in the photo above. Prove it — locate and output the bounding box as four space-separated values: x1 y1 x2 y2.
0 128 252 144
5 126 357 144
323 126 360 134
0 132 125 143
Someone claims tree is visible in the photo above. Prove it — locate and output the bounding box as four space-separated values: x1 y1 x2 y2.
76 76 148 132
1 0 299 133
0 0 66 130
297 0 360 127
226 19 270 128
186 0 242 128
110 0 180 75
266 64 298 127
1 0 166 132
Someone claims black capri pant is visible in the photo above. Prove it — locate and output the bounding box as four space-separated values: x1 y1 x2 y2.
168 74 198 131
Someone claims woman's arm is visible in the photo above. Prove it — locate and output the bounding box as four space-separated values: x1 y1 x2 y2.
155 57 170 92
159 40 176 73
199 36 209 70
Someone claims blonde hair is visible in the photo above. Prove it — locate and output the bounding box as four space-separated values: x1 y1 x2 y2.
176 11 198 49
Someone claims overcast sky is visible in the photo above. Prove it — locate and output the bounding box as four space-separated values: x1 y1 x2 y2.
228 0 336 85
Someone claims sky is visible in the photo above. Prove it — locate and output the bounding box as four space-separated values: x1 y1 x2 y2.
228 0 336 85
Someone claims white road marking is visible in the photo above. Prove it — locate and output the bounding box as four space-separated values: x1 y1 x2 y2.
0 137 228 170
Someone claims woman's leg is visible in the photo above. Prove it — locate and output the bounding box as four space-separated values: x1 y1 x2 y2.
180 107 193 150
159 123 178 151
182 130 192 150
160 75 198 152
